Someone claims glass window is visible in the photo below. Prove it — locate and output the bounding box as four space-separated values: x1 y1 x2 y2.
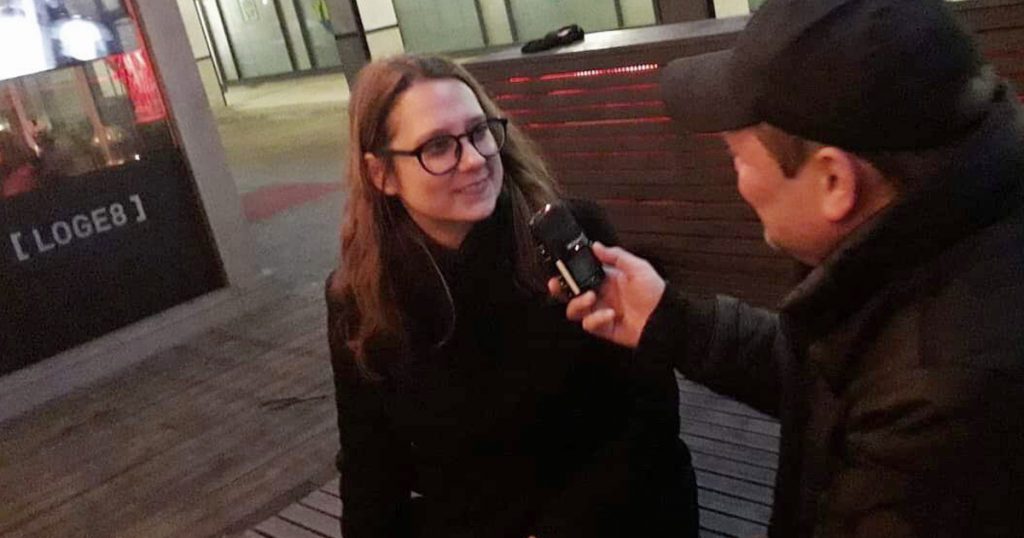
1 0 223 374
0 0 144 82
393 0 485 53
1 2 175 200
510 0 620 42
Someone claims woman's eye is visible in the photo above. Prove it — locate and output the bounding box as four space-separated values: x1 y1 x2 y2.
471 123 490 141
422 137 454 157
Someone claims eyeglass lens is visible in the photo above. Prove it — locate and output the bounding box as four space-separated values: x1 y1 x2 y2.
420 119 506 175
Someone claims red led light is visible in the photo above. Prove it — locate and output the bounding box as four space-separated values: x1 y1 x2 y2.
505 100 663 116
548 83 658 97
540 64 660 81
506 63 660 84
522 116 672 129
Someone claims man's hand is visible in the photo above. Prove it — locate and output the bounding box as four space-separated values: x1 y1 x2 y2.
548 243 666 348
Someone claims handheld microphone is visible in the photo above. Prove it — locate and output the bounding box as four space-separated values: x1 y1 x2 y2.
529 202 605 296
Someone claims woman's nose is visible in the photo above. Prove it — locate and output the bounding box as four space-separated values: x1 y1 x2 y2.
457 137 487 171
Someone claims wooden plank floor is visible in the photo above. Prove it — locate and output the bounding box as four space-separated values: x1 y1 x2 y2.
248 375 779 538
0 284 340 538
1 280 779 538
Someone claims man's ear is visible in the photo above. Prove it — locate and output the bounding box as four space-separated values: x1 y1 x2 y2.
811 147 859 223
364 152 398 195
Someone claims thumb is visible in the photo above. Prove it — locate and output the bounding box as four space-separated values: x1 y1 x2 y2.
592 242 647 274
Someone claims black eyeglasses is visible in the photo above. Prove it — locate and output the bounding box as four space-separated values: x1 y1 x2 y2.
378 118 508 176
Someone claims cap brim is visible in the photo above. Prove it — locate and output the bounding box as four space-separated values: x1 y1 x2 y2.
661 49 759 133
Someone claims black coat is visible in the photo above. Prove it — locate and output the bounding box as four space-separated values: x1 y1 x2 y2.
637 87 1024 537
327 198 698 538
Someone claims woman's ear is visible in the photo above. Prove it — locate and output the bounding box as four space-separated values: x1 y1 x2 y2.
812 147 859 223
364 152 398 195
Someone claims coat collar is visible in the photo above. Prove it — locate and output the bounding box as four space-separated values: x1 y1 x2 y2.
780 83 1024 387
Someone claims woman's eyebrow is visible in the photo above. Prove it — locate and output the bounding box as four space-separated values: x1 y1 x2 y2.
409 115 488 147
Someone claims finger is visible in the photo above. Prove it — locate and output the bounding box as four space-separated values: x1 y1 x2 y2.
565 290 597 322
592 242 647 274
581 308 617 335
547 277 563 299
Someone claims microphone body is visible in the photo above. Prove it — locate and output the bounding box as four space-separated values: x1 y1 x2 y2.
529 202 605 296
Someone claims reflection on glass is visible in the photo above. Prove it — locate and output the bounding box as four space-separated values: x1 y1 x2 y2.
0 7 175 202
0 0 139 83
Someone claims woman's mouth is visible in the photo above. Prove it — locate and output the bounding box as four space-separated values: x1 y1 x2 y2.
455 178 489 195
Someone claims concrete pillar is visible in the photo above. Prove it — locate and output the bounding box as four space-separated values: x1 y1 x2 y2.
324 0 369 84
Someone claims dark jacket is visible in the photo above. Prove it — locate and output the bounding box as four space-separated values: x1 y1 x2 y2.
637 88 1024 537
327 198 698 538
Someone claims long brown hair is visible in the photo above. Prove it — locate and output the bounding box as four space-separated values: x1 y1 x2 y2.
330 54 560 370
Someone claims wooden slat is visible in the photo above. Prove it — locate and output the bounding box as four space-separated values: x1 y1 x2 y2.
681 434 779 470
255 516 329 538
679 389 776 421
682 404 781 438
531 133 722 154
521 117 676 138
699 489 773 524
956 2 1024 32
699 508 769 538
549 151 730 174
508 102 666 124
557 168 734 186
279 504 341 538
319 478 340 497
683 419 781 454
301 490 343 518
567 184 743 204
618 232 773 257
496 84 664 108
691 451 777 487
697 470 776 506
605 214 761 237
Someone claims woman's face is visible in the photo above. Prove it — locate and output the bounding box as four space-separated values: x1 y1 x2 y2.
373 78 504 248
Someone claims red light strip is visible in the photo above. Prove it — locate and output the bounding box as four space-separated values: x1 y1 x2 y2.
507 63 660 84
505 100 663 116
547 83 659 96
522 116 672 129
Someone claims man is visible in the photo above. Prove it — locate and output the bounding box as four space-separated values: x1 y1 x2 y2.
555 0 1024 536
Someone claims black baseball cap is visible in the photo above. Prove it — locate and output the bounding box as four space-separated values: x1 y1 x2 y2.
662 0 999 151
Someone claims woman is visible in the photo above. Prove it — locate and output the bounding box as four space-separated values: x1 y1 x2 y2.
326 54 698 538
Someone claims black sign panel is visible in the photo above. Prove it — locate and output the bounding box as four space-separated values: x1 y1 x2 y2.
0 149 224 375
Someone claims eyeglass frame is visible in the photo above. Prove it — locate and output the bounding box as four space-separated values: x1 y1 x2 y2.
375 117 508 176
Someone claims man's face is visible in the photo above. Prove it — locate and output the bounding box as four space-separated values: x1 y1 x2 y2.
722 128 828 266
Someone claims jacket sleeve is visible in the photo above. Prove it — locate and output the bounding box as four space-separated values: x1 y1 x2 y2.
327 289 413 538
818 366 1024 537
636 287 792 417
